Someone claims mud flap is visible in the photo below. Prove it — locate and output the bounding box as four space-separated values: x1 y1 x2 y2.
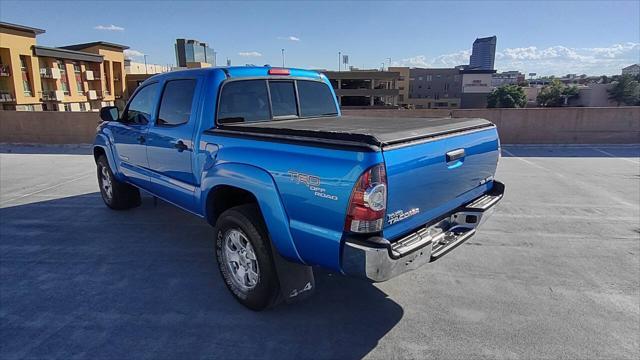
270 246 315 305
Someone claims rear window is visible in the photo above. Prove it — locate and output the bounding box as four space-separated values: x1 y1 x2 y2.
269 81 297 118
218 80 270 123
217 79 336 124
297 81 338 117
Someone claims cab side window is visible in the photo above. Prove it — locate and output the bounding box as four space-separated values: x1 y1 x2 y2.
157 79 197 126
123 83 159 124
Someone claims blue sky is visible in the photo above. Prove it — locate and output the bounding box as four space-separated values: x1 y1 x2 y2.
1 0 639 75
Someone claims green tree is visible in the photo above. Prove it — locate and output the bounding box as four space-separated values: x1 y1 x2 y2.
536 80 580 107
487 84 527 108
607 75 640 106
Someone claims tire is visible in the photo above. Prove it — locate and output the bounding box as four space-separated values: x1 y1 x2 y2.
215 204 280 311
96 155 141 210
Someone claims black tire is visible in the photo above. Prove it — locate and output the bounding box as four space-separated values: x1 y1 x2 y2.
96 155 141 210
215 204 280 311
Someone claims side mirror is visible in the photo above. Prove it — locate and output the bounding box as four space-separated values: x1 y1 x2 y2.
99 106 119 122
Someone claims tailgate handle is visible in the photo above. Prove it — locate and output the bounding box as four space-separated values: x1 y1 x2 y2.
446 149 465 162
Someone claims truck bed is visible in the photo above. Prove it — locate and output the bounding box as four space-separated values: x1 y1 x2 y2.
213 116 494 150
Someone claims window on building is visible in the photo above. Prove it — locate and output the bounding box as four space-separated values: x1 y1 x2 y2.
157 79 196 126
426 75 432 81
19 56 32 96
63 103 72 112
269 81 297 118
418 76 423 81
297 80 337 117
123 82 159 124
444 83 449 91
57 61 70 95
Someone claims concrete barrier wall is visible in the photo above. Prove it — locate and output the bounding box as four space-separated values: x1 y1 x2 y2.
344 107 640 144
0 111 100 144
1 107 639 145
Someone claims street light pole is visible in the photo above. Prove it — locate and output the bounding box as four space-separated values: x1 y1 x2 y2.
281 48 285 67
143 54 148 74
338 51 341 72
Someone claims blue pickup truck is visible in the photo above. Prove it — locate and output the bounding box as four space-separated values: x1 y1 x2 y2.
94 66 504 310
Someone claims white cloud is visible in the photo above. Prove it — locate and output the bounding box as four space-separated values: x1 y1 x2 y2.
94 24 124 31
278 36 301 42
238 51 262 57
393 42 640 76
124 49 144 58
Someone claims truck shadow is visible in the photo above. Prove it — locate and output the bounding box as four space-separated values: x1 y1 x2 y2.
0 193 403 360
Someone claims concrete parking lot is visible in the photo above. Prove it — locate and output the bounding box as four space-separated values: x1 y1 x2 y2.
1 144 638 359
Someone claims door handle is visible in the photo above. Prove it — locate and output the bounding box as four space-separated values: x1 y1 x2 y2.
446 148 465 162
174 140 189 152
137 135 145 144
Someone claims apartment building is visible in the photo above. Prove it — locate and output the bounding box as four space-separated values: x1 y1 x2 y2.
0 21 128 111
389 67 462 109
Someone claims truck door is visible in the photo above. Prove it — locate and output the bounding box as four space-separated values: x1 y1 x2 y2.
110 82 159 188
145 78 199 211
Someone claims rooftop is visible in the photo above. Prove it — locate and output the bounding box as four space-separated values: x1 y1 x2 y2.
60 41 130 51
32 46 104 63
0 21 46 35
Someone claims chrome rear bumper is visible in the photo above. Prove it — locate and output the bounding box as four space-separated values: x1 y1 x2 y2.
341 181 504 282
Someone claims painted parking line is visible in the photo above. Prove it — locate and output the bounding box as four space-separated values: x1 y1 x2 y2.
0 172 94 206
592 147 640 165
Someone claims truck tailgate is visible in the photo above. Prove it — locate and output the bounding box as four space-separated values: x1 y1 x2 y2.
382 126 500 240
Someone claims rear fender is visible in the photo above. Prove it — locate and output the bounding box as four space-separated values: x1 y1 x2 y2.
200 162 303 264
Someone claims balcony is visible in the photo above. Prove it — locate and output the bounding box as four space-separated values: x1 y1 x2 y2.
0 64 9 77
40 68 61 79
87 90 98 100
0 91 14 102
40 90 65 101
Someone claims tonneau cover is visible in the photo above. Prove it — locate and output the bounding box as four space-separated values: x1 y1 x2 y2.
218 116 494 148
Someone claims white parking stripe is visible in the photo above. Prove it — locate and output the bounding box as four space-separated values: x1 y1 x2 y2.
592 147 640 165
0 172 94 206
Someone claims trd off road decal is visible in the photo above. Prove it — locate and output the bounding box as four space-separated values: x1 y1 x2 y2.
288 171 339 201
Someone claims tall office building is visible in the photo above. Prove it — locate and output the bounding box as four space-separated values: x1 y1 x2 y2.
469 36 497 70
175 39 215 67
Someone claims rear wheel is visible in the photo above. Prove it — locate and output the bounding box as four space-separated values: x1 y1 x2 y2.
215 204 279 311
96 155 141 210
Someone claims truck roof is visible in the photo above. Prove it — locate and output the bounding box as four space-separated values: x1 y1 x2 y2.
144 66 324 84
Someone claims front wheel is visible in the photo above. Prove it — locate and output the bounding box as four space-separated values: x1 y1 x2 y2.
215 204 280 311
96 155 141 210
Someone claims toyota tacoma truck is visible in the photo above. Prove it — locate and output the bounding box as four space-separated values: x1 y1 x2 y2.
94 66 504 310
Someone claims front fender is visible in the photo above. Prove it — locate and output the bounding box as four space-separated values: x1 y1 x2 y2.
93 133 123 181
200 162 303 264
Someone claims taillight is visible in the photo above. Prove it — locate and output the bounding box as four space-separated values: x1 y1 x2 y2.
345 164 387 233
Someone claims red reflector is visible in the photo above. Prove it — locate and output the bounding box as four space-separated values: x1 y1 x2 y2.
268 68 290 75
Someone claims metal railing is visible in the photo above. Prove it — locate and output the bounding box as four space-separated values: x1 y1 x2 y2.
40 90 63 101
0 64 9 76
0 91 14 102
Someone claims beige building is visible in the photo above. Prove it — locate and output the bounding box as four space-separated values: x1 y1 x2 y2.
124 59 170 75
0 21 128 111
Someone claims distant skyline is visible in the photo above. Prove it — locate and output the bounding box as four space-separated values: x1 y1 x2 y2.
1 0 638 76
